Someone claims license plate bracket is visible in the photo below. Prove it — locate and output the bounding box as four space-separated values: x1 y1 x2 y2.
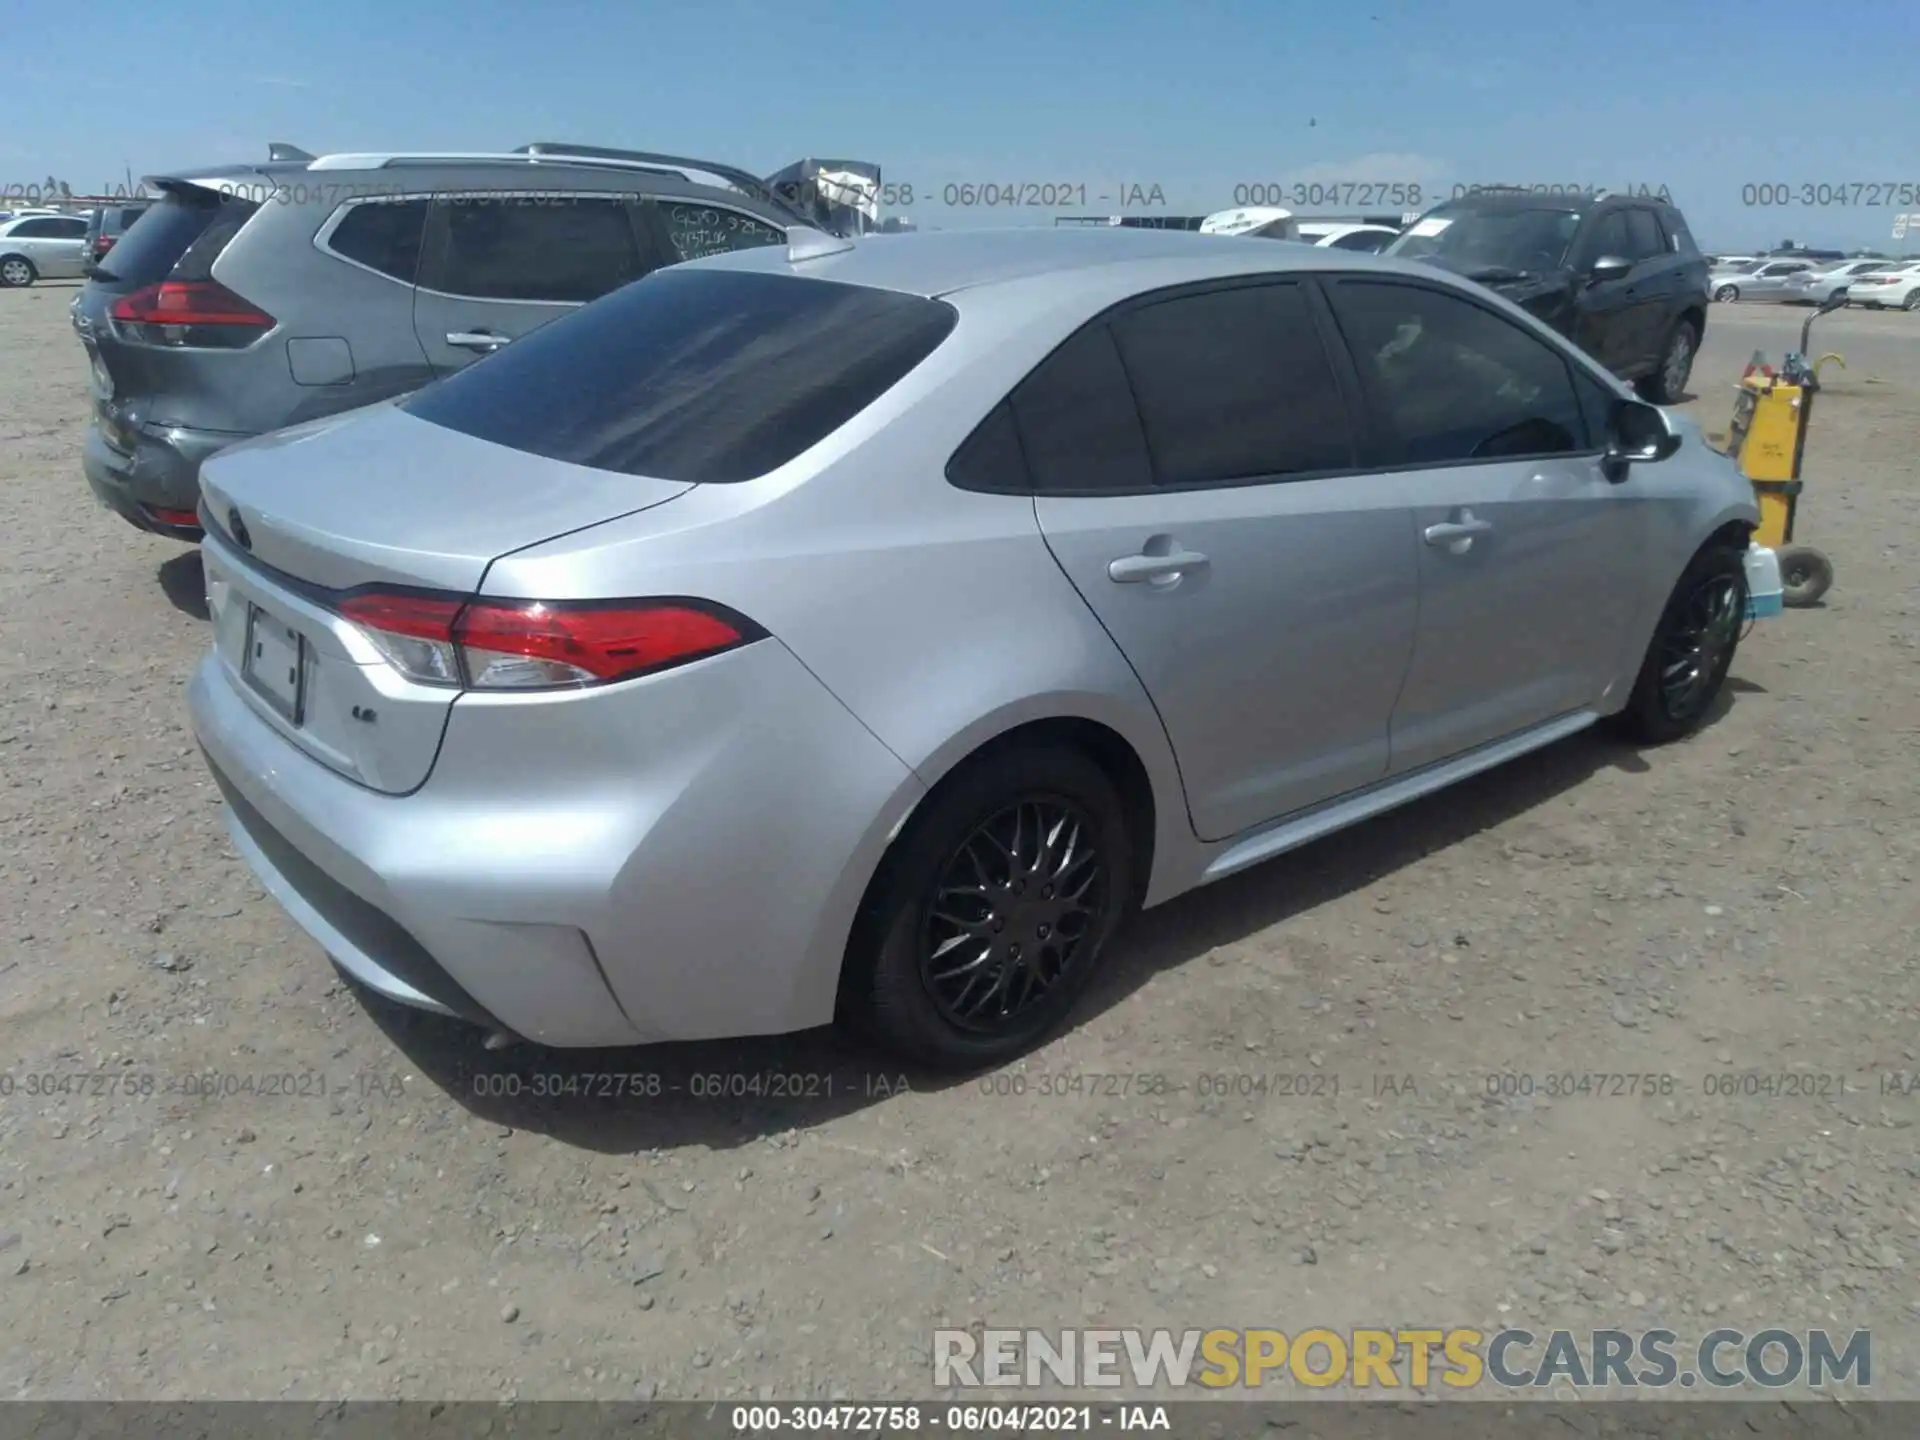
243 605 307 725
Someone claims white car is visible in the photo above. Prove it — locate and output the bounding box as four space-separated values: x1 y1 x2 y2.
1200 205 1297 239
1296 221 1401 252
1780 259 1888 305
0 211 88 286
1199 208 1401 252
1839 260 1920 310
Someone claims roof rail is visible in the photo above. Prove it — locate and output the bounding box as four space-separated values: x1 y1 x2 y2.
513 142 783 208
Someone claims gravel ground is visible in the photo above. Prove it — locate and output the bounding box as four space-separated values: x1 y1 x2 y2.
1 282 1917 1403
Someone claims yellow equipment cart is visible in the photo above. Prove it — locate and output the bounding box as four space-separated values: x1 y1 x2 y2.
1723 291 1845 607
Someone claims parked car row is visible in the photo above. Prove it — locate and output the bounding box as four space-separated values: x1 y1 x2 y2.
63 140 1766 1066
1709 255 1920 309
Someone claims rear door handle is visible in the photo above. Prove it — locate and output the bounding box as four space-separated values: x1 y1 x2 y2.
1108 549 1210 584
1423 512 1493 552
446 330 510 353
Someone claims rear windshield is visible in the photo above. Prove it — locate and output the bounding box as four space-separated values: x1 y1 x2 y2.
94 187 256 286
401 267 959 483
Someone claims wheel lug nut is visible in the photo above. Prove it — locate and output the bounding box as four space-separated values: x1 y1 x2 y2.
991 918 1004 933
1009 945 1022 960
1037 924 1051 939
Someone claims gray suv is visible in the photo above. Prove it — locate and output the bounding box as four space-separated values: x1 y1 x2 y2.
73 143 831 540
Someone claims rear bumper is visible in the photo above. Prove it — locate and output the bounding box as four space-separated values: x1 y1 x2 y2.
84 418 247 538
186 633 925 1049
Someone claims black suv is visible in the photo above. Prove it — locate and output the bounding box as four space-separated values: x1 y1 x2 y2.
1385 190 1709 403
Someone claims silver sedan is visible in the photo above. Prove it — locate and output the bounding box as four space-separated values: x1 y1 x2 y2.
188 227 1761 1066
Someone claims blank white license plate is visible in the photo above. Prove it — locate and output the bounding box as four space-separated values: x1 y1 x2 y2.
243 605 306 724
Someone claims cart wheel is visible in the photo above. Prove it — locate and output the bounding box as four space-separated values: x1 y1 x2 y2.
1777 544 1834 607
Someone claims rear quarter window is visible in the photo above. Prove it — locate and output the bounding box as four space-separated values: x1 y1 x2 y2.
401 267 958 483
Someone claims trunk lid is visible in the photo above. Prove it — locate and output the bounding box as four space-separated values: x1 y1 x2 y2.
199 404 695 593
199 405 695 793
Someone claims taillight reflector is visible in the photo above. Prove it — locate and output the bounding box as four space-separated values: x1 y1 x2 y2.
336 592 757 691
109 280 275 328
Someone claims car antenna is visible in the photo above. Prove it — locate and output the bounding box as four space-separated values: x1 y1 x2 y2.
788 225 856 263
268 142 316 162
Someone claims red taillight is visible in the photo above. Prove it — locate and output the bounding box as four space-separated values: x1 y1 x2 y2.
145 505 202 528
93 234 115 255
336 592 756 691
109 280 275 329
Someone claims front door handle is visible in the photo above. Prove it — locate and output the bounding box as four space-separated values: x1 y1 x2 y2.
446 330 510 353
1423 512 1494 553
1108 549 1210 584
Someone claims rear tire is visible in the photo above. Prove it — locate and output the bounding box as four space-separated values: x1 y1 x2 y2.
1904 289 1920 312
1640 317 1699 404
0 255 35 288
1609 543 1748 745
841 743 1133 1071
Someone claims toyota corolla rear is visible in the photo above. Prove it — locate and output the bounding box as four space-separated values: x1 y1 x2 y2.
188 264 962 1046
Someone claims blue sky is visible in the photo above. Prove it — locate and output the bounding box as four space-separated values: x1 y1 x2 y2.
6 0 1918 250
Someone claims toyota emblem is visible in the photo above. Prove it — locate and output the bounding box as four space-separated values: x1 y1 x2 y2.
228 507 252 550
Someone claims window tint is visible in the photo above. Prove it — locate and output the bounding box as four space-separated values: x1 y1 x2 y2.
402 268 957 484
946 401 1031 493
1328 280 1589 465
1661 208 1699 256
1006 324 1153 492
429 196 643 303
92 190 247 286
13 217 83 238
1582 211 1631 262
328 199 428 282
1109 284 1354 484
1624 209 1666 262
656 201 784 262
1330 229 1392 251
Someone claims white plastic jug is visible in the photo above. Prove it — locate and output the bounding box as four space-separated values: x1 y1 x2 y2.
1745 544 1783 619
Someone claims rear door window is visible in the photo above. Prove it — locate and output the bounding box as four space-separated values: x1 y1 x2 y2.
326 199 429 283
421 195 650 303
655 201 785 262
401 268 957 483
1108 283 1355 484
96 187 258 286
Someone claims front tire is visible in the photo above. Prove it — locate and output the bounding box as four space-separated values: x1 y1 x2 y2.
842 743 1134 1070
1610 544 1748 744
1713 284 1739 303
0 256 36 288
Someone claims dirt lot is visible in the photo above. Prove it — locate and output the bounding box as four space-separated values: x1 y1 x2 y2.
1 283 1917 1403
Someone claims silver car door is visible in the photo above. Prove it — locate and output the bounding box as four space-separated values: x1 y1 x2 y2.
1024 279 1419 842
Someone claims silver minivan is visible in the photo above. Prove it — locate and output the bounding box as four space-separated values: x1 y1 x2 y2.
0 212 89 285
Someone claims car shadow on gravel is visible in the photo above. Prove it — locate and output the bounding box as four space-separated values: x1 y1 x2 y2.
159 549 208 620
360 695 1757 1153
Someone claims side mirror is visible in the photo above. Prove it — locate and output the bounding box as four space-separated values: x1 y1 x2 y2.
1588 255 1633 285
1602 398 1681 480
